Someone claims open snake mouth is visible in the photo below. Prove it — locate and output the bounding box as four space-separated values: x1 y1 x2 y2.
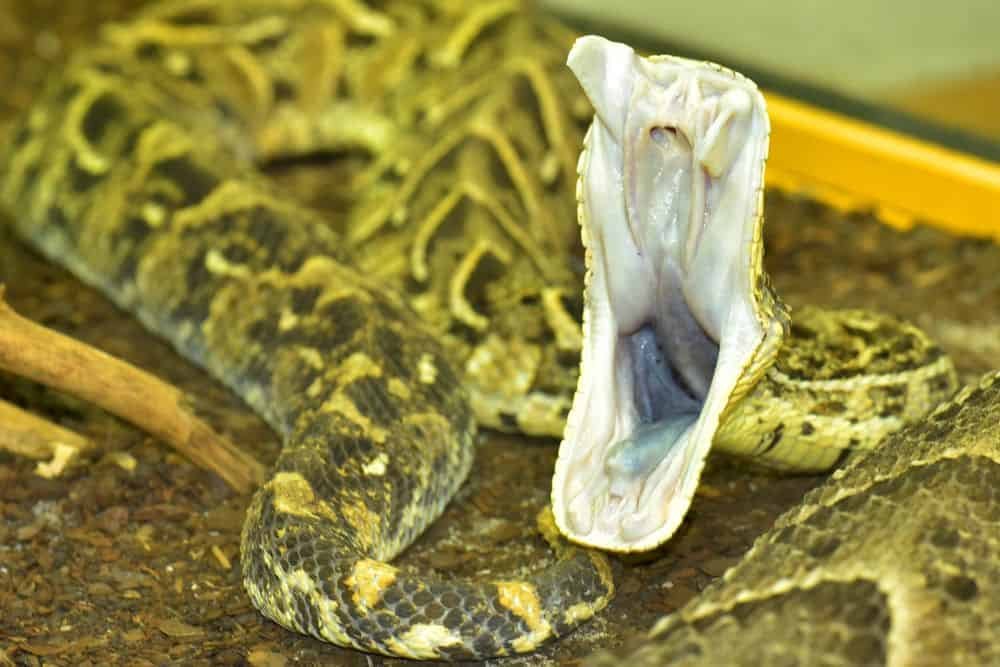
552 37 780 551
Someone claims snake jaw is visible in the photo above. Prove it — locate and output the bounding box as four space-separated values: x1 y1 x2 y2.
552 36 778 552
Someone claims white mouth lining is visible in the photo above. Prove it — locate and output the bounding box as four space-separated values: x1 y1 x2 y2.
551 36 771 552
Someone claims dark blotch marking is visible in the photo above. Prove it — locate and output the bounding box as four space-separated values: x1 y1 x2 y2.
841 323 877 345
439 591 461 607
815 400 848 416
93 61 123 77
759 424 785 455
180 64 205 84
12 124 31 150
167 8 216 25
411 589 434 607
891 336 915 355
928 525 960 549
844 636 886 665
214 97 238 121
373 612 397 631
831 445 855 469
273 79 296 102
183 249 215 298
878 403 905 418
313 298 366 351
931 399 963 424
945 575 978 601
113 216 153 281
789 321 817 340
152 155 218 205
499 412 519 430
68 158 104 192
844 594 884 627
218 241 253 265
80 93 126 145
345 376 402 424
800 421 815 436
135 42 163 60
928 373 954 394
46 205 70 234
249 31 287 52
807 535 840 559
471 634 499 657
244 207 291 258
381 587 402 606
54 82 82 108
885 384 906 398
15 162 41 205
290 286 321 314
120 124 149 158
394 601 417 618
372 325 407 376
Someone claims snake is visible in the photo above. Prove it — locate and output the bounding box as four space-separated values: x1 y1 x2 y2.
584 370 1000 666
0 1 970 662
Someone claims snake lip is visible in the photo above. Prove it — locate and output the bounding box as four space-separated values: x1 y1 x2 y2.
552 36 778 552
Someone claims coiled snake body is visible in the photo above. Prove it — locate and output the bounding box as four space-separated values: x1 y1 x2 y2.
2 2 612 659
0 1 979 662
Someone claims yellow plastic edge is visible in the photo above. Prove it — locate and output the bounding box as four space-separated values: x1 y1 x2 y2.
763 90 1000 239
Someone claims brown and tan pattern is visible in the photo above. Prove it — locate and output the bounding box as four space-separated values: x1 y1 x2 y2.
0 0 983 662
0 1 612 659
587 370 1000 666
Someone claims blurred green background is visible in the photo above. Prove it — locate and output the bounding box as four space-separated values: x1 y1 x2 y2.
542 0 1000 142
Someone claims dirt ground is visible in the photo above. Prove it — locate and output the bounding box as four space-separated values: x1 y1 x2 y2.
1 2 999 666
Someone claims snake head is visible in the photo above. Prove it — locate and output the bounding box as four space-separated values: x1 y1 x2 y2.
551 36 786 551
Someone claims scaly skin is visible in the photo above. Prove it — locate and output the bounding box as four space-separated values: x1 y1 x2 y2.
586 371 1000 666
0 1 612 660
0 0 968 662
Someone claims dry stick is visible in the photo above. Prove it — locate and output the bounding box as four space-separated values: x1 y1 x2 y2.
0 397 94 478
0 286 266 493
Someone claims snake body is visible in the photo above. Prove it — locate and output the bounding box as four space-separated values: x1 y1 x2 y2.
0 0 977 662
587 370 1000 666
1 1 613 659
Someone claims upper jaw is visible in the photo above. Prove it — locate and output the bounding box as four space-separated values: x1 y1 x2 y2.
552 36 776 552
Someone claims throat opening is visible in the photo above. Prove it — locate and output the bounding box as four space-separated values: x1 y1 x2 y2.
605 319 719 491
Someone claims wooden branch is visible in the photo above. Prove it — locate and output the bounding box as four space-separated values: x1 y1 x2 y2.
0 397 93 477
0 397 92 460
0 286 266 492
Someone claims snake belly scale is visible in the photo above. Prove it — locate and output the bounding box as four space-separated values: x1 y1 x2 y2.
0 1 612 660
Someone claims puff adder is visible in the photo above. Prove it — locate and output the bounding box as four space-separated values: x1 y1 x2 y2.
0 0 969 663
585 371 1000 666
0 1 612 660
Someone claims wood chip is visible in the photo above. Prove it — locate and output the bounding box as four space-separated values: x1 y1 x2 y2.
247 648 288 667
211 544 231 571
153 618 204 639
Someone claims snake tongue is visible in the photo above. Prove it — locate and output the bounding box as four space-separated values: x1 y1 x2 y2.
552 36 776 552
